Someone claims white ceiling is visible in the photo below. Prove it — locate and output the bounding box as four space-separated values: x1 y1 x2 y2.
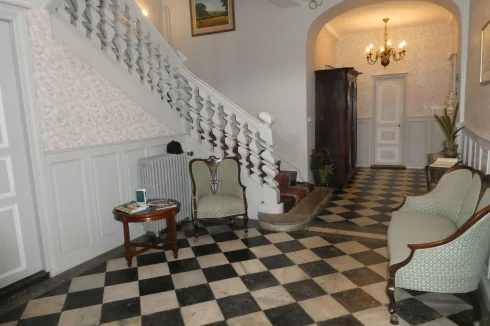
325 1 453 37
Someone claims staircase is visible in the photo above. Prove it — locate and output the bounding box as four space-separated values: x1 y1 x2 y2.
48 0 284 217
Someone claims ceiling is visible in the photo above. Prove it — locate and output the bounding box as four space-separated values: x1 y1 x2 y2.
325 1 454 37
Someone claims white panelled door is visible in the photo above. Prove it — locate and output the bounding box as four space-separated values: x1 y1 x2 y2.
0 20 43 288
374 75 406 165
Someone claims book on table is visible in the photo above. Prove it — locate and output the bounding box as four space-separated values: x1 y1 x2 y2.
429 158 459 168
115 201 150 214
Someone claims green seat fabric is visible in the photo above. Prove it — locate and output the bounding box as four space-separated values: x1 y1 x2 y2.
197 195 246 219
476 189 490 213
456 174 482 228
388 211 457 266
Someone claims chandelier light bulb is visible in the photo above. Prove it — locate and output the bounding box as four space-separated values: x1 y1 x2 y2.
366 47 370 53
142 9 148 16
380 47 385 53
369 44 374 49
387 40 392 46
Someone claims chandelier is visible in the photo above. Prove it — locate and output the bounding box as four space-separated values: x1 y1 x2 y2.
365 18 407 67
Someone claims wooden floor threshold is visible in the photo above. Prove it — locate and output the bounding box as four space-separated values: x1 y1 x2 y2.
370 165 406 170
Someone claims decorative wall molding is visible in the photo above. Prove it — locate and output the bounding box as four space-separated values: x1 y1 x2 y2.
44 135 186 275
356 117 445 168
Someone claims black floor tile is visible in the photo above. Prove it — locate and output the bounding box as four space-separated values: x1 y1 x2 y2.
211 231 239 242
317 315 364 326
274 240 306 253
17 313 61 326
342 267 385 287
241 271 279 291
192 244 222 257
184 228 209 238
142 308 184 326
37 282 71 298
136 252 167 267
331 288 381 313
350 251 388 266
80 263 107 276
299 260 337 278
62 288 104 310
264 303 314 326
202 264 238 282
396 298 442 325
138 275 174 296
223 249 256 263
104 268 138 286
241 236 271 248
357 240 387 250
283 279 327 301
204 321 227 326
259 254 294 270
217 292 261 319
100 297 141 324
447 309 475 326
168 258 201 274
177 238 191 249
176 284 215 306
311 245 346 259
0 303 27 323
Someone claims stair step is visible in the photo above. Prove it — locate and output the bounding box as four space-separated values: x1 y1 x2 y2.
259 187 333 232
281 170 298 184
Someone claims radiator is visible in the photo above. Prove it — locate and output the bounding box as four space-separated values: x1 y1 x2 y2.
138 153 192 234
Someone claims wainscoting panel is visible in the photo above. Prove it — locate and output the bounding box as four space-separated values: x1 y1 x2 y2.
44 134 186 275
357 117 445 168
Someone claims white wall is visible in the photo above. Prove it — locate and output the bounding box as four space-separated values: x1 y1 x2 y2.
165 0 469 179
315 27 337 70
27 8 175 151
464 0 490 142
336 23 455 118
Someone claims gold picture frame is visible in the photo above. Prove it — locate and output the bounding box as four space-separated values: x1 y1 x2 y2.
481 20 490 85
189 0 236 37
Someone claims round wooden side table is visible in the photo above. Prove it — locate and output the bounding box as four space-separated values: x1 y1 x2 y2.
112 200 181 267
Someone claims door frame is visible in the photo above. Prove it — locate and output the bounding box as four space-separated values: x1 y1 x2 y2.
372 73 408 166
0 1 55 273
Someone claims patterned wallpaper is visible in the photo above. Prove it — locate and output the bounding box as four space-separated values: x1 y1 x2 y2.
27 8 174 151
336 23 454 118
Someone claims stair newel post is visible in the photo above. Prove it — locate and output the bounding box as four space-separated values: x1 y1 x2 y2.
98 0 116 61
112 0 127 68
248 124 264 185
156 47 170 101
147 37 160 94
236 116 251 178
197 93 216 152
82 0 101 47
258 112 282 213
186 81 202 143
124 6 138 76
211 103 226 158
223 108 238 157
136 20 151 89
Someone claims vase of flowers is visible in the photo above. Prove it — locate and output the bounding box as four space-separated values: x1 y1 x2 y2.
310 148 335 186
433 90 464 158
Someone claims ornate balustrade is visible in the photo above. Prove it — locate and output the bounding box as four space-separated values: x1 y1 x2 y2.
52 0 282 213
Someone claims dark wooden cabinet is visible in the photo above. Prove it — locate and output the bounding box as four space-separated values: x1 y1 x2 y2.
315 68 359 189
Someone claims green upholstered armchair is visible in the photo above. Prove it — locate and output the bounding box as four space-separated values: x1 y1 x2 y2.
189 156 248 241
387 166 490 326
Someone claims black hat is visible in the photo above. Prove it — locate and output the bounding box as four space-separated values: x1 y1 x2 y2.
167 141 183 154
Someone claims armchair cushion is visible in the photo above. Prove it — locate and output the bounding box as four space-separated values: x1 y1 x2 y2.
197 195 246 219
456 174 482 228
388 211 457 265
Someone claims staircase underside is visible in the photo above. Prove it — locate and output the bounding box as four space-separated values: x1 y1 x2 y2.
259 187 333 232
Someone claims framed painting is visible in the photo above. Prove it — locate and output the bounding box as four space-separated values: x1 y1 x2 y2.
481 20 490 85
189 0 235 37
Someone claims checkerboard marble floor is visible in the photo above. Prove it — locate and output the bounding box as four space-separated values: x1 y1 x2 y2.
0 169 483 326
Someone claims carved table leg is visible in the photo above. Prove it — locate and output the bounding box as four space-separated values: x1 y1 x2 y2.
168 215 178 259
123 221 132 267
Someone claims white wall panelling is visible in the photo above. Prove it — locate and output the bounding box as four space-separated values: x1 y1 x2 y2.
357 117 445 168
0 204 26 279
44 134 186 275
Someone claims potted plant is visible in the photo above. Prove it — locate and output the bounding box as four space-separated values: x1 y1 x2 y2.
433 90 464 158
310 148 335 186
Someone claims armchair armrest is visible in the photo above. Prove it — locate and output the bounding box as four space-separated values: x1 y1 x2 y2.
389 206 490 293
393 166 474 222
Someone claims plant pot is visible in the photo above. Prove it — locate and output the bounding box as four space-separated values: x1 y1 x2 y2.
441 141 459 158
313 173 330 187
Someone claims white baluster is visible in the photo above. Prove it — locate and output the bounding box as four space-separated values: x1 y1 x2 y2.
112 0 127 67
57 0 72 22
98 0 116 60
236 116 251 176
223 108 238 157
156 49 170 101
69 0 86 32
83 0 101 47
167 65 179 110
124 6 138 76
136 20 150 88
176 73 192 122
187 81 202 143
147 37 160 94
198 92 216 152
248 125 263 185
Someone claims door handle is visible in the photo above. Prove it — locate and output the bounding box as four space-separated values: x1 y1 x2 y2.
398 124 401 127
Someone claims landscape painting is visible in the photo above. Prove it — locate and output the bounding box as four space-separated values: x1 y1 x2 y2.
190 0 235 36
